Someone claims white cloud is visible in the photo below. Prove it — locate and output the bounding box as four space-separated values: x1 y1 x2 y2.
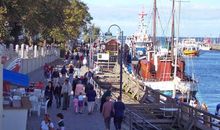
83 0 220 37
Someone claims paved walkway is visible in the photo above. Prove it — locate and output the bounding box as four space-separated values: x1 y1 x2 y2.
26 58 110 130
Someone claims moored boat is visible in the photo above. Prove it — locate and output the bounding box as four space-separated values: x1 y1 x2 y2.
180 38 199 56
183 46 199 56
124 0 197 100
198 43 212 50
125 9 153 60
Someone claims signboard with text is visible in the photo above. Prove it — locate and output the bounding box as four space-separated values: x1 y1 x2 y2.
97 53 109 61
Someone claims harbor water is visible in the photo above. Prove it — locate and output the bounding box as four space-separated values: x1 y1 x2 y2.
185 50 220 114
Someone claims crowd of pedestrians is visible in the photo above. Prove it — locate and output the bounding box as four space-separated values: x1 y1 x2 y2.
39 47 126 130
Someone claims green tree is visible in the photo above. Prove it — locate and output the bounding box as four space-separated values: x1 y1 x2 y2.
1 0 93 45
63 0 92 39
0 6 7 40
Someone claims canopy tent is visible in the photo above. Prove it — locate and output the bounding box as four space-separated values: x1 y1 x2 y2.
3 69 29 87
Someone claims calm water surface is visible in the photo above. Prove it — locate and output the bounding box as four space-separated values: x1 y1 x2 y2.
185 50 220 114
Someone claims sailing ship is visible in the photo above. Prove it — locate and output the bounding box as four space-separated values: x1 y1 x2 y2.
124 0 197 100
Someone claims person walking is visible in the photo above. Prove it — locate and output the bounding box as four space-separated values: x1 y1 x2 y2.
73 96 79 114
72 76 79 96
68 64 74 82
84 69 93 84
113 96 125 130
61 65 67 77
56 113 65 130
75 53 80 62
59 74 66 88
44 81 54 108
61 79 72 110
86 86 96 114
52 68 60 85
100 88 112 113
40 114 55 130
48 65 54 80
75 60 81 77
102 96 113 130
54 82 62 108
44 63 50 80
78 92 84 114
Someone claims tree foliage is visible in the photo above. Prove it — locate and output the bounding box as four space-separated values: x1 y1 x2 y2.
0 0 93 44
64 0 92 38
0 6 8 40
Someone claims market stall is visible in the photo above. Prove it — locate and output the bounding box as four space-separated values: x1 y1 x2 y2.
2 69 31 130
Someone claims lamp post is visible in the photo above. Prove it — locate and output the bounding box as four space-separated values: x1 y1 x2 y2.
107 24 123 98
89 25 93 68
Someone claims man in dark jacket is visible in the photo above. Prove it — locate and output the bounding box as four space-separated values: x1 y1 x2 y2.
113 96 125 130
72 76 79 96
86 86 97 114
61 65 67 76
44 81 54 108
54 82 62 108
84 69 93 84
52 69 60 84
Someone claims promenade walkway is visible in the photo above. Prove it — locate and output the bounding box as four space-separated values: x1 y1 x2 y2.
26 59 109 130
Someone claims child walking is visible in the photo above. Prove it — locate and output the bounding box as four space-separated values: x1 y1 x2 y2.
73 96 79 114
78 92 84 114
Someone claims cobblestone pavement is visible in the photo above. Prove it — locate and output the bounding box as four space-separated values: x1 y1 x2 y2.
26 58 112 130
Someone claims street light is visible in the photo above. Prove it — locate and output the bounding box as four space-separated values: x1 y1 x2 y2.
89 25 93 68
107 24 123 99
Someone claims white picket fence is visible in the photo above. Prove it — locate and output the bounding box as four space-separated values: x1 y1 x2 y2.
1 43 60 74
19 55 58 74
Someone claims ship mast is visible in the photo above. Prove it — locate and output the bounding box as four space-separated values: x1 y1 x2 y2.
171 0 175 63
153 0 157 49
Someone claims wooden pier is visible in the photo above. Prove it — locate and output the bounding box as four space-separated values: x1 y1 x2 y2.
91 60 220 130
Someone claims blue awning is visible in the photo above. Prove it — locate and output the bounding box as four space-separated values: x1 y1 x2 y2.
3 69 29 87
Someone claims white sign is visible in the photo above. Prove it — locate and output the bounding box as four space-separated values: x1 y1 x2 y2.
97 53 109 60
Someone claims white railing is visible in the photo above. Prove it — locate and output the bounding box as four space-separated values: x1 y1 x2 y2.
1 44 60 74
89 76 118 101
90 78 103 98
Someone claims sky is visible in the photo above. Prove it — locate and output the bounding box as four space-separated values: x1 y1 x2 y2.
82 0 220 37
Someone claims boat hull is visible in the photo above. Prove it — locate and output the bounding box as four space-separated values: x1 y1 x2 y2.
183 50 199 56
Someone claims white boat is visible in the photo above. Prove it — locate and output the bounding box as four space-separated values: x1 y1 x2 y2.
198 43 211 50
179 38 199 56
123 0 198 100
125 9 152 60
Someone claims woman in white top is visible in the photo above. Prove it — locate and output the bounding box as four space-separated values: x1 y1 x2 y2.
40 114 54 130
